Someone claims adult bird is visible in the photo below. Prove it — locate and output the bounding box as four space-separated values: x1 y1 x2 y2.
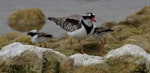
48 12 96 53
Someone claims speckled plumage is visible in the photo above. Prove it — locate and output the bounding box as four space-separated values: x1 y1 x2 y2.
48 13 96 39
48 14 82 32
93 27 113 38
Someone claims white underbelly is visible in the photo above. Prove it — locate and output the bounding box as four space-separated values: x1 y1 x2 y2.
67 26 87 39
31 35 47 43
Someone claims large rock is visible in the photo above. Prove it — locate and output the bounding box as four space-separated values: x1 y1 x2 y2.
10 50 44 73
8 8 45 32
104 44 150 62
103 44 150 73
69 54 104 67
1 42 150 73
0 42 66 73
64 44 150 73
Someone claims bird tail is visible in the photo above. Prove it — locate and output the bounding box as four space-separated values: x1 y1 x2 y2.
48 17 56 20
45 34 53 38
48 17 60 25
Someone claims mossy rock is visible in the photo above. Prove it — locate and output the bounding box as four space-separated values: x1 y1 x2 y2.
105 54 150 73
8 8 45 32
0 50 43 73
42 51 64 73
60 59 74 73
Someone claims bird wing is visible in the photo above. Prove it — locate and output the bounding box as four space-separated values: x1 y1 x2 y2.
94 27 113 34
37 32 52 38
93 27 113 38
67 14 82 21
49 14 82 32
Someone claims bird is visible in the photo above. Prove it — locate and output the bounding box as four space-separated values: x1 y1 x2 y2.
92 26 113 55
47 12 97 53
27 29 53 47
93 27 113 38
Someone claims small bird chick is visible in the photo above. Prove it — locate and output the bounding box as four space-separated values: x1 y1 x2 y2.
93 26 113 55
27 29 52 47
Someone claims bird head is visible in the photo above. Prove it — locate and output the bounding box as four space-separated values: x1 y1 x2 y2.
27 29 38 37
82 12 96 22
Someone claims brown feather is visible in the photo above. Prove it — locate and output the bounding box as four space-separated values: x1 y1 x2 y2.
94 27 113 34
48 14 82 32
37 32 52 38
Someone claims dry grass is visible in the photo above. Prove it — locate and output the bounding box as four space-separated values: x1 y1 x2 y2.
124 35 150 52
0 32 31 49
74 65 108 73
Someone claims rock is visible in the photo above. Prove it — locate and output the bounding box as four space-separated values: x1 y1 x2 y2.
104 44 150 67
124 36 150 52
1 42 150 73
8 8 45 32
0 42 45 61
69 54 104 67
103 44 150 73
66 44 150 73
105 44 150 59
10 50 43 73
42 51 66 73
0 42 67 73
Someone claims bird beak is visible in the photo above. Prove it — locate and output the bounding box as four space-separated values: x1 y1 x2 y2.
91 17 96 22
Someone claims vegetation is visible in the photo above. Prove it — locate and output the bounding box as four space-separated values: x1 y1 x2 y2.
0 6 150 73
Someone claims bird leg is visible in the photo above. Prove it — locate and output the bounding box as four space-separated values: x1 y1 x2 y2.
79 40 84 54
69 38 74 50
99 38 107 55
43 42 47 48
